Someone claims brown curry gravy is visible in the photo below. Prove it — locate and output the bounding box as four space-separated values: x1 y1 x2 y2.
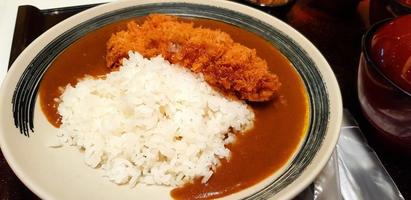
39 17 308 200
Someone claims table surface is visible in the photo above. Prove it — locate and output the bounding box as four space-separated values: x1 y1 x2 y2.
0 0 410 199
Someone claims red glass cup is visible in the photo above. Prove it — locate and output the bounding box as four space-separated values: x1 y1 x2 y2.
370 0 411 24
358 19 411 155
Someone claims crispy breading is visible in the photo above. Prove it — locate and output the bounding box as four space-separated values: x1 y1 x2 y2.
106 14 281 101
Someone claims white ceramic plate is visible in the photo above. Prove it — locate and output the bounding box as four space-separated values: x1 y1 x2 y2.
0 0 342 199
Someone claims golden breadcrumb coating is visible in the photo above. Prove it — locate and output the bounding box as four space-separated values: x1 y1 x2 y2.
106 14 281 101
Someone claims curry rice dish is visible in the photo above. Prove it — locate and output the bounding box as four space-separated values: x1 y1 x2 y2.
39 14 309 200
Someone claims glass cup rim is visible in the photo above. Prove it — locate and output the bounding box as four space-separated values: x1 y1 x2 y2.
362 18 411 97
392 0 411 10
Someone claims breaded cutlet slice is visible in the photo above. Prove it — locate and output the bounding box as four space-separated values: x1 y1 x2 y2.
106 14 281 101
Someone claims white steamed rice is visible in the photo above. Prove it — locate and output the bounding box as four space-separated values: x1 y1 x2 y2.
56 51 254 187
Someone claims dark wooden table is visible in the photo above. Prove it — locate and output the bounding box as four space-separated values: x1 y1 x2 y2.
1 1 410 199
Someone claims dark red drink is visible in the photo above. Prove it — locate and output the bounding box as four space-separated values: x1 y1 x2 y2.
358 15 411 155
400 0 411 5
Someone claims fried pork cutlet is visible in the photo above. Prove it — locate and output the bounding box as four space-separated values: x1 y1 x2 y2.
106 14 281 101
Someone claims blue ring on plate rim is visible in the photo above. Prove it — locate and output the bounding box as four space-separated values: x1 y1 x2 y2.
11 2 329 198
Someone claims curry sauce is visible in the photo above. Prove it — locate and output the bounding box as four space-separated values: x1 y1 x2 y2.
39 17 308 200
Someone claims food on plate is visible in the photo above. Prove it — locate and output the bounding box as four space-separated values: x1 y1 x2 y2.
106 14 281 102
39 14 308 200
57 52 254 186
